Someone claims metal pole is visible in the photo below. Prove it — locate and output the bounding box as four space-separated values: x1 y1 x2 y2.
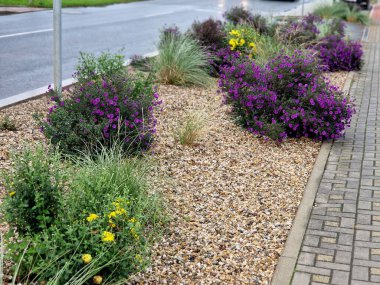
301 0 305 17
53 0 62 96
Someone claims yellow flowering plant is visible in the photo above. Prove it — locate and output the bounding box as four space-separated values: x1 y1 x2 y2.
3 147 166 283
226 24 259 59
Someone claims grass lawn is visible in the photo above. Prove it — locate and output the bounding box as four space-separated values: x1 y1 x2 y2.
0 0 142 8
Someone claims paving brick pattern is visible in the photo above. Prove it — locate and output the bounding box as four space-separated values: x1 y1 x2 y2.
292 25 380 285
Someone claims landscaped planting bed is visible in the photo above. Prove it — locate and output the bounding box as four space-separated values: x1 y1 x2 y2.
0 72 346 284
0 5 362 284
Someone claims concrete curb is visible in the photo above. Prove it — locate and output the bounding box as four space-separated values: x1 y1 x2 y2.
0 51 158 110
270 72 356 285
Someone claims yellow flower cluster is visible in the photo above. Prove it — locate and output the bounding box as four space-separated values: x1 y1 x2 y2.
9 191 16 197
101 231 115 242
108 198 128 228
135 254 143 264
93 275 103 284
86 213 99 222
228 29 258 58
82 253 92 264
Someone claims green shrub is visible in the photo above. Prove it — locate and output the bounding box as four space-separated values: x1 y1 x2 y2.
155 34 212 86
75 51 125 82
2 145 63 235
3 145 165 284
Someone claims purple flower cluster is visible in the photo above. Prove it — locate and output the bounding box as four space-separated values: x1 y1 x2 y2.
44 73 161 155
208 47 241 76
313 35 363 71
219 51 354 141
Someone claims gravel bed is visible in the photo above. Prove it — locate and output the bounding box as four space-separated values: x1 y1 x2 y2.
0 72 348 284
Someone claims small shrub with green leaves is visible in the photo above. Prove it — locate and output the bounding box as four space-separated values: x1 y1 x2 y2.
155 33 212 86
2 145 63 235
75 51 125 83
0 115 17 131
3 145 165 284
177 111 208 145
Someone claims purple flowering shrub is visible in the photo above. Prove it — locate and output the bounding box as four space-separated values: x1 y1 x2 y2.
40 73 160 155
208 47 241 76
219 50 354 141
313 35 363 71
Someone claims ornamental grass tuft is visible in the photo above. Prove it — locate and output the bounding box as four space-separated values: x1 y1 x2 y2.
155 33 213 87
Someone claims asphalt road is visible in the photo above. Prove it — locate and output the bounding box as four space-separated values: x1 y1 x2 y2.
0 0 313 99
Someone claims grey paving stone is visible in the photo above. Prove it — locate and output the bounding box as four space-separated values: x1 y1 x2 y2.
298 252 316 266
338 233 354 245
315 261 350 271
296 265 331 276
356 230 371 241
331 270 349 285
335 251 352 264
292 272 311 285
352 265 369 281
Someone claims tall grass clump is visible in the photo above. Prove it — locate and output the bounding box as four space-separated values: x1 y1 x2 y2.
155 33 212 87
2 144 166 284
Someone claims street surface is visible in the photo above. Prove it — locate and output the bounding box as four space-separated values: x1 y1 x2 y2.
0 0 314 99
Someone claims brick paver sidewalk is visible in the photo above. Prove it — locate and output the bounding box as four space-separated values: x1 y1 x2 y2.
291 24 380 285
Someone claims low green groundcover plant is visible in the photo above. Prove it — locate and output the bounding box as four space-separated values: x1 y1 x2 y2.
2 144 165 284
37 52 160 156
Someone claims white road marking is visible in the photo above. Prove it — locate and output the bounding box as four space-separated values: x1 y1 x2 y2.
0 28 52 39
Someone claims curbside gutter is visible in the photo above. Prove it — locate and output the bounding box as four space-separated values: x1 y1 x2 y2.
270 70 356 285
0 51 158 110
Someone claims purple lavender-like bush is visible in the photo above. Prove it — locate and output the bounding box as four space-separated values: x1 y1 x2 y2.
314 35 363 71
40 73 161 155
219 50 354 141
